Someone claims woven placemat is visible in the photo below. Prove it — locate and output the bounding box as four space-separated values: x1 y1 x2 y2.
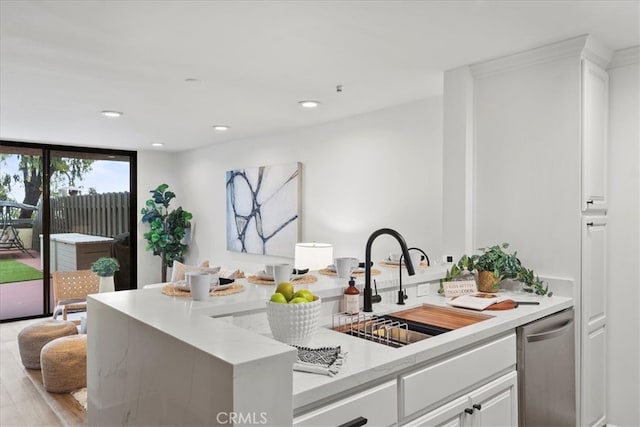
161 283 245 297
379 260 430 269
246 274 318 285
318 268 381 277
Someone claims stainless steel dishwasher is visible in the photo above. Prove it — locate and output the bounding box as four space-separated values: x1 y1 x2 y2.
517 308 576 426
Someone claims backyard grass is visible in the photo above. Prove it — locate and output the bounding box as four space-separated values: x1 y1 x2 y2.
0 259 43 284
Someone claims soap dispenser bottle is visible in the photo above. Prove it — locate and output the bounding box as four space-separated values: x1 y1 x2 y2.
344 276 360 314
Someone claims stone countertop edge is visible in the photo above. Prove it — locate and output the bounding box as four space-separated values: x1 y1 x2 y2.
88 265 573 412
291 294 573 410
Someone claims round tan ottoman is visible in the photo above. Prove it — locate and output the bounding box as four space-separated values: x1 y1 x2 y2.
40 334 87 393
18 319 78 369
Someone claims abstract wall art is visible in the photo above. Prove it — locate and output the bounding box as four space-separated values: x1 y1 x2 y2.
226 162 301 257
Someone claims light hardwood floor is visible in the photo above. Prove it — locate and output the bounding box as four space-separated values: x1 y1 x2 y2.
1 318 86 426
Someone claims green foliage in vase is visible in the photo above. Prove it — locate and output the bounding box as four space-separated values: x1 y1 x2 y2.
140 184 192 281
441 243 552 296
91 257 120 277
471 243 522 282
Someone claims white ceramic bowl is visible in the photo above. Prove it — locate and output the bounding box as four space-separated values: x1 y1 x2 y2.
266 297 321 345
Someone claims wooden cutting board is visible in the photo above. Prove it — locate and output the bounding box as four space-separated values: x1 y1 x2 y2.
486 299 518 310
386 304 494 330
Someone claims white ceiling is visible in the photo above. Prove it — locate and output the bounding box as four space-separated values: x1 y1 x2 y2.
1 1 638 153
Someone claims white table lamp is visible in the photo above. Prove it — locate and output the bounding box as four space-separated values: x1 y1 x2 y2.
294 243 333 270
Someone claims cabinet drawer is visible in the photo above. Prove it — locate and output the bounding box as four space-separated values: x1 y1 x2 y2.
401 333 515 419
294 380 397 426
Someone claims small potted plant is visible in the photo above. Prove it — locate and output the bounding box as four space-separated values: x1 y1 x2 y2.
91 257 120 293
471 243 522 292
442 243 551 296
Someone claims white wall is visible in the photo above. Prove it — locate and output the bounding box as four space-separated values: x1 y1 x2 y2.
167 98 443 276
136 150 184 285
473 56 582 280
607 51 639 426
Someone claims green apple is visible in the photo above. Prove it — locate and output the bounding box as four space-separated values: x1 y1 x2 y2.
270 293 287 304
290 297 309 304
292 289 314 302
275 282 294 301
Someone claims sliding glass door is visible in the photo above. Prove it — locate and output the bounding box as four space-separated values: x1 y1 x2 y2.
0 144 45 320
0 141 136 322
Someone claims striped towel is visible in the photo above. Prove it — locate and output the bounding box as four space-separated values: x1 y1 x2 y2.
292 345 347 376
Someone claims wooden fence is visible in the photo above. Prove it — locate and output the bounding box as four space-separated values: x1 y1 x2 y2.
32 192 130 248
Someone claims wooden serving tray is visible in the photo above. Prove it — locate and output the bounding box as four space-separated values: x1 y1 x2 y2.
386 304 493 330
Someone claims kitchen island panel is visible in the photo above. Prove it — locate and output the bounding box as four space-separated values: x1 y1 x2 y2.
87 297 296 426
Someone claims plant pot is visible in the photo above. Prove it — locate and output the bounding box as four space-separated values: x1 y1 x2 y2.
477 270 500 293
99 276 115 293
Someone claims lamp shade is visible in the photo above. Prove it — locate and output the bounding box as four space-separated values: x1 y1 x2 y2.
294 243 333 270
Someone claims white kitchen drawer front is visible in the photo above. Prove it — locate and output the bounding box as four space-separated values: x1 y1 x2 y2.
400 333 516 419
402 394 469 427
294 380 397 427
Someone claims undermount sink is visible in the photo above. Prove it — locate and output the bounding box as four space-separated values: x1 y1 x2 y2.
332 304 492 348
332 315 438 348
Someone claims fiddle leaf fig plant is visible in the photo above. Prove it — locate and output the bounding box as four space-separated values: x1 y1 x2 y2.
140 184 193 282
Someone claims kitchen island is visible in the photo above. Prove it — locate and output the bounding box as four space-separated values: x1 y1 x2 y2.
87 266 572 426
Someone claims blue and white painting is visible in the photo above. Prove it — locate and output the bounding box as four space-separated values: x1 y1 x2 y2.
226 162 301 257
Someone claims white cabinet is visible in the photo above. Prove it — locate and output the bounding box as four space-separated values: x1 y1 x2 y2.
400 334 516 426
582 59 609 212
581 216 608 426
294 335 517 427
456 35 612 426
403 394 468 427
293 380 397 427
400 334 515 419
404 372 517 427
467 372 517 427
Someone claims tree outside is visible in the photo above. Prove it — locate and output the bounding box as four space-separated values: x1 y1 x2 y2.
0 154 93 218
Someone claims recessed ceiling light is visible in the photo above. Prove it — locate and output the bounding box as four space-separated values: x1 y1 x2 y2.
212 125 230 131
151 142 164 147
100 110 123 118
298 100 320 108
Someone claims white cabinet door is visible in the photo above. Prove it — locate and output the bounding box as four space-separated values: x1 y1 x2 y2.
582 216 608 329
468 372 518 427
402 394 469 427
583 326 607 427
581 216 607 426
403 372 517 427
401 334 515 419
582 59 609 212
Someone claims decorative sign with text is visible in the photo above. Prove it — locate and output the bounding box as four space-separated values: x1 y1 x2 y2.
442 280 478 297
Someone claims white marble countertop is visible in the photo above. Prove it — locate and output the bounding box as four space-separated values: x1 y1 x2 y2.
90 264 573 413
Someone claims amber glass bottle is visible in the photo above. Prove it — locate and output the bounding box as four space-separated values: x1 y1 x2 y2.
343 276 360 314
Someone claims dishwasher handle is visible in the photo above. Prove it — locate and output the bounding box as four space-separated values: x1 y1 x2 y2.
526 320 573 343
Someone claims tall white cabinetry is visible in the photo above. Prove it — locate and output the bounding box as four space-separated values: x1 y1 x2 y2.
582 59 609 212
581 56 609 427
444 35 611 426
581 216 608 426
